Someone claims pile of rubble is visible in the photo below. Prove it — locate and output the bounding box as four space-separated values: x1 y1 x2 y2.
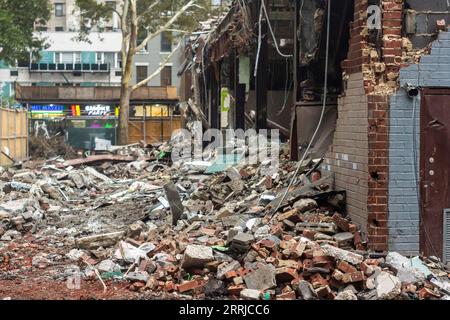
1 142 449 300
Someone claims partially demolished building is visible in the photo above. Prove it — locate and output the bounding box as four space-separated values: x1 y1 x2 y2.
180 0 450 261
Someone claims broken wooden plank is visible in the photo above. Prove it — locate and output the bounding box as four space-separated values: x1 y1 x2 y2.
76 231 126 249
56 155 155 168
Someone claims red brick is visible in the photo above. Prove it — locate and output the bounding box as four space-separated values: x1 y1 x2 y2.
332 213 350 232
177 280 201 293
275 267 299 283
337 261 358 274
224 271 237 279
342 271 365 283
228 285 245 296
310 273 329 288
277 208 301 223
165 281 175 292
303 229 316 240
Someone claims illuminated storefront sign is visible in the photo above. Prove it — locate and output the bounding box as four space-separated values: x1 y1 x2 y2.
70 104 119 117
30 103 120 118
30 104 65 112
30 104 65 118
85 104 112 116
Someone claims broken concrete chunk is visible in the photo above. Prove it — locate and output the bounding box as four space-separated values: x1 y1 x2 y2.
66 249 85 261
114 241 148 264
76 231 125 250
243 264 276 291
293 198 317 212
125 271 150 283
335 290 358 300
296 222 337 234
385 252 427 283
97 259 119 273
0 199 29 214
297 280 318 300
182 245 214 269
84 167 113 183
217 260 241 280
232 233 254 245
231 233 254 252
334 232 354 247
240 289 261 300
321 244 363 265
375 271 401 300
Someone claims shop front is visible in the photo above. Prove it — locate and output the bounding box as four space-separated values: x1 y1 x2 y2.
128 104 183 144
29 103 119 149
16 84 181 150
66 104 119 149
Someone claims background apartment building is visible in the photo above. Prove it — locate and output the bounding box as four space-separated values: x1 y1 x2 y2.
0 0 182 100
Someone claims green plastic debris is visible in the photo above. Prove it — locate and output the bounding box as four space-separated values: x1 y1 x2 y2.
158 151 167 159
263 292 271 300
101 271 123 280
212 245 229 252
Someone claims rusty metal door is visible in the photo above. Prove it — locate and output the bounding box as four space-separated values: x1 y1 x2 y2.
420 89 450 259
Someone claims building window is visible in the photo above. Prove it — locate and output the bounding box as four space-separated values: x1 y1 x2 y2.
161 32 172 52
115 53 122 69
55 3 64 17
136 65 148 84
161 66 172 86
74 53 81 64
96 52 103 64
56 52 74 64
37 26 47 31
104 52 114 66
55 26 64 32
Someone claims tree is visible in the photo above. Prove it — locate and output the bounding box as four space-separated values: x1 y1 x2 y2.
76 0 218 145
0 0 51 65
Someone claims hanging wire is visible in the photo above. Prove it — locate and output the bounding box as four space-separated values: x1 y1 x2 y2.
261 0 293 59
270 0 332 218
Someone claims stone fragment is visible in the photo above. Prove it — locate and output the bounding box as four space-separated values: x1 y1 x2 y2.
375 271 402 300
297 280 318 300
293 199 317 212
335 290 358 300
240 289 261 300
243 265 276 291
321 244 363 265
182 245 214 269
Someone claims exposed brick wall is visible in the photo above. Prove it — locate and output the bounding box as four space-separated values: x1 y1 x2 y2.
367 95 390 251
327 0 404 251
324 72 369 236
388 31 450 255
327 0 449 251
341 0 370 76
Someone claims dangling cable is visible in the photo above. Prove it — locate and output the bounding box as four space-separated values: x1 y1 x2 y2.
270 0 331 217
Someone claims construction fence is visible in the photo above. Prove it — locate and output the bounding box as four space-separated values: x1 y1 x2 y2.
0 107 28 166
